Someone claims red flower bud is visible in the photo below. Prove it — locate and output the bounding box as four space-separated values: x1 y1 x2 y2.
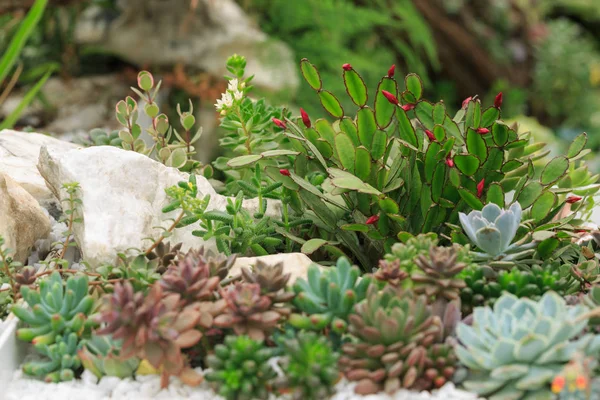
401 103 415 111
366 215 380 225
425 129 436 142
300 108 311 128
494 92 503 108
272 118 287 130
387 64 396 78
445 157 454 168
462 96 472 109
342 63 352 71
279 169 291 177
381 90 399 105
476 179 485 198
566 195 582 204
476 127 490 135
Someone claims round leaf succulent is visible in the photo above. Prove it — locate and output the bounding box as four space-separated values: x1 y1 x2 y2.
275 331 340 400
456 291 600 399
459 202 522 258
22 332 82 382
205 335 276 400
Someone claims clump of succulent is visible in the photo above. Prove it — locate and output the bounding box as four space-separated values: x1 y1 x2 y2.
339 285 442 394
178 247 237 281
290 257 371 334
160 250 222 306
78 334 139 379
13 271 94 345
14 266 37 292
146 241 182 273
423 343 459 390
97 282 203 387
459 264 572 314
459 202 534 261
205 335 277 400
275 331 340 400
214 282 286 341
456 291 600 399
22 332 82 382
412 246 466 303
373 259 408 287
382 234 439 279
241 260 295 302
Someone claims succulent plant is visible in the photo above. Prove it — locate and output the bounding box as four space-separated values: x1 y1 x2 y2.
13 271 94 345
147 241 182 273
460 264 572 314
179 247 237 281
373 259 408 287
14 266 37 293
275 331 340 400
423 342 459 389
78 334 140 379
205 335 277 400
459 202 523 258
339 285 442 394
214 282 286 341
241 260 294 302
383 234 439 279
97 282 203 387
456 291 600 399
22 332 82 382
160 252 222 306
290 257 371 334
412 246 466 302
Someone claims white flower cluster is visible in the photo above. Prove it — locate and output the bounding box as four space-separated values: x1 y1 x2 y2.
215 78 245 115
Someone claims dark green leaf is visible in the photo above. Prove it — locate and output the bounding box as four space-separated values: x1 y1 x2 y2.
319 91 344 118
405 73 423 99
300 59 321 91
454 154 480 176
375 77 397 129
541 157 569 186
344 69 368 106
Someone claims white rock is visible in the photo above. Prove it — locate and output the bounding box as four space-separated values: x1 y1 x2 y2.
231 253 320 285
37 145 281 267
0 129 80 208
75 0 298 94
0 173 51 263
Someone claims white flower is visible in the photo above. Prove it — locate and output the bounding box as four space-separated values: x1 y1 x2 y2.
215 91 234 112
234 90 243 101
227 78 239 92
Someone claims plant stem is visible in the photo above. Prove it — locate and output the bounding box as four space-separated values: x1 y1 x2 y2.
236 108 252 154
144 210 185 256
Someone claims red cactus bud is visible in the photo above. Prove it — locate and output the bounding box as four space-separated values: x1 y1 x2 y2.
445 157 454 168
566 195 582 204
381 90 399 105
401 103 415 111
387 64 396 78
476 127 490 135
279 169 291 177
476 179 485 198
342 63 352 71
462 96 472 109
300 108 311 128
272 118 287 130
365 215 380 225
494 92 503 108
425 129 436 142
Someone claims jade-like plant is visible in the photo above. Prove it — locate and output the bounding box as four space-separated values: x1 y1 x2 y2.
78 335 140 379
290 257 371 334
205 335 276 400
275 331 340 400
22 332 82 382
13 271 94 345
456 291 600 399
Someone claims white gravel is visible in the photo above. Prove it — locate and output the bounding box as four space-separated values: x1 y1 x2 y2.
5 368 480 400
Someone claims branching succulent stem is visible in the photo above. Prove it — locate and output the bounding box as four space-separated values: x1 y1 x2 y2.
145 210 185 256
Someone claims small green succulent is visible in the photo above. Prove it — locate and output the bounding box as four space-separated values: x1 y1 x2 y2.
78 335 139 379
13 271 95 345
22 332 82 382
205 335 276 400
456 291 600 400
275 331 340 399
289 257 371 334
